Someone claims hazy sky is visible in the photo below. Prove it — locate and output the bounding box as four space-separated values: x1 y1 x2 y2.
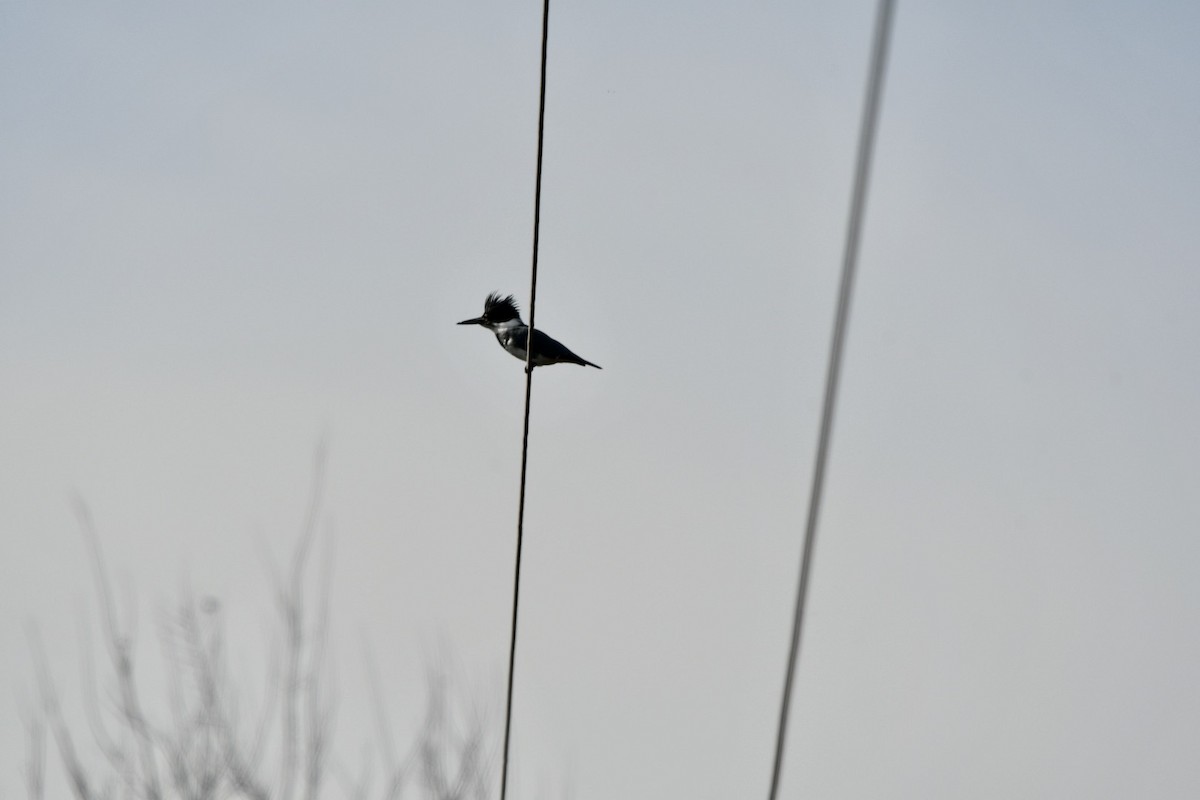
3 2 1199 798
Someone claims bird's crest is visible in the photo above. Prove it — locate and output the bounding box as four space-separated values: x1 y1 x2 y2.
483 292 522 323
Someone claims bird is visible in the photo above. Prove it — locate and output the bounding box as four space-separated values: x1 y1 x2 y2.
458 292 601 370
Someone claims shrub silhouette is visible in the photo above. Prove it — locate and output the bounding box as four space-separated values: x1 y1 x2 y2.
26 456 494 800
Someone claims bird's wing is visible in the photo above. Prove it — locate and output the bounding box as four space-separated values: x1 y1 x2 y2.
532 328 588 367
530 329 599 367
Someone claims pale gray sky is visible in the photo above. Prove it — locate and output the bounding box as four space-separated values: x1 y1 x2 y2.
3 2 1199 798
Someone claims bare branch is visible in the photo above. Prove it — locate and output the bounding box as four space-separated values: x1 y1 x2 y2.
72 501 164 800
71 499 121 664
75 604 124 773
27 622 93 800
178 593 270 800
37 448 520 800
242 624 282 777
155 602 198 800
362 639 399 780
291 437 328 603
22 697 46 800
303 525 337 800
277 440 328 800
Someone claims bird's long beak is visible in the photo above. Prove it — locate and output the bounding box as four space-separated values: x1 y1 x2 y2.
457 316 487 326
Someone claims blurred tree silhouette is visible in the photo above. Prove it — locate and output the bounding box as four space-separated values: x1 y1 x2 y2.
25 453 494 800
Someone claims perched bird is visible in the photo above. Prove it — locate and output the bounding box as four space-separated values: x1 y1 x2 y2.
458 292 601 369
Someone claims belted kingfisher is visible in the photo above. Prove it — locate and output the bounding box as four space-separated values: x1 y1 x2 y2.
458 292 601 369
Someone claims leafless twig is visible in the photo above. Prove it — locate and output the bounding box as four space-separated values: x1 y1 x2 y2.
73 499 163 800
29 445 511 800
277 440 327 800
27 623 92 800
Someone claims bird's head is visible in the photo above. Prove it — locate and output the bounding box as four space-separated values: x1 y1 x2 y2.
457 292 522 329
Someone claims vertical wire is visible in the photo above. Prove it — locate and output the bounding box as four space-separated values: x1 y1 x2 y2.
767 1 896 797
500 0 552 798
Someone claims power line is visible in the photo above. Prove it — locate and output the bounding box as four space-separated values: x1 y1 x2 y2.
500 0 552 798
767 1 896 798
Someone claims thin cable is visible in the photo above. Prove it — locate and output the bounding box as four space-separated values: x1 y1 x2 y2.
500 0 552 798
767 1 895 797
